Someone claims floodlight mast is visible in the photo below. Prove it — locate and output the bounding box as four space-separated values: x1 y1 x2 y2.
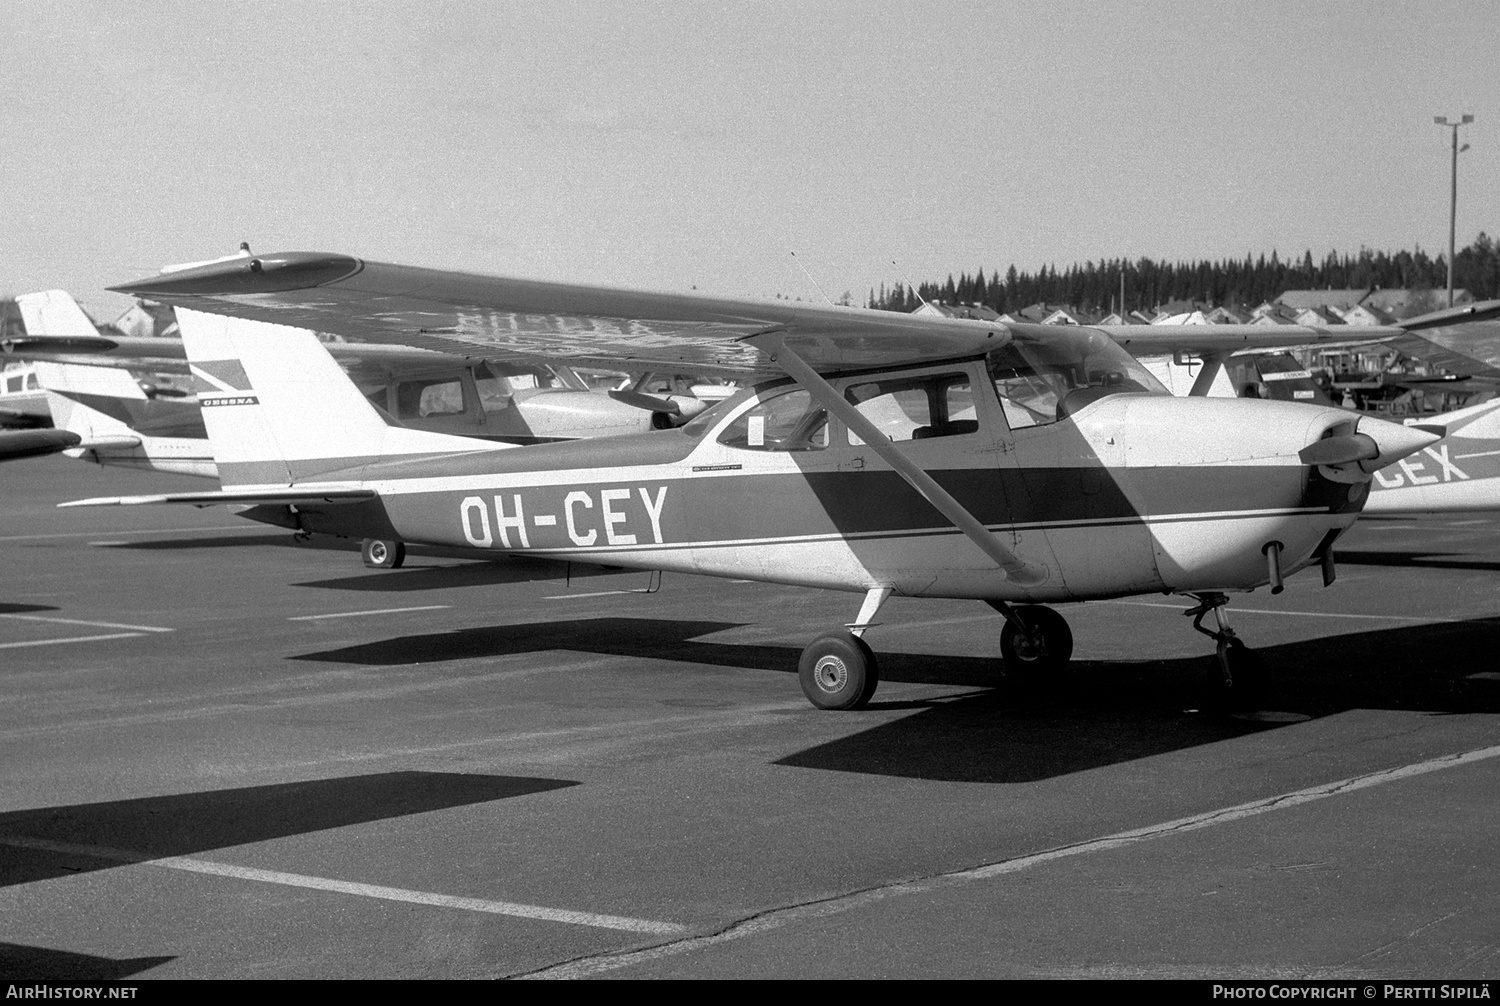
1434 114 1475 307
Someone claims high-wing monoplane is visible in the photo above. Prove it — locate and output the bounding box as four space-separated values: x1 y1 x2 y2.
64 252 1443 711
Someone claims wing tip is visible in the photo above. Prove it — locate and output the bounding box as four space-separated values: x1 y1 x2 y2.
109 252 362 299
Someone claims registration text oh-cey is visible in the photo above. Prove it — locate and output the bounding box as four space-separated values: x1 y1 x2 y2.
460 486 668 549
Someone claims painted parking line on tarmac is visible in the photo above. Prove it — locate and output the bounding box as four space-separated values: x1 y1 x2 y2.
543 589 652 600
0 632 146 650
1097 600 1468 623
517 743 1500 979
0 835 685 936
0 614 175 633
287 605 451 621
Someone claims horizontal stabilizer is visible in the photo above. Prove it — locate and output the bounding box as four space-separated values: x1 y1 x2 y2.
59 487 377 509
608 388 681 415
78 435 143 450
16 290 102 338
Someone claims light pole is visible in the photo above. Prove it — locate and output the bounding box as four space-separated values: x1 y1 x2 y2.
1434 114 1474 307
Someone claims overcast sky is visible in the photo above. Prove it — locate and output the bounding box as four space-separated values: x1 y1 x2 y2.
2 0 1497 319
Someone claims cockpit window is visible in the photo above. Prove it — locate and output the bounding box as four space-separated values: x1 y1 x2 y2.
394 377 466 418
845 372 977 444
717 388 828 451
988 329 1167 428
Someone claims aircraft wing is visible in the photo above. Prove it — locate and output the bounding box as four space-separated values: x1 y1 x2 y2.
4 331 474 371
1378 302 1500 384
1095 324 1405 356
109 251 1500 377
109 253 1020 375
0 428 82 462
59 487 378 508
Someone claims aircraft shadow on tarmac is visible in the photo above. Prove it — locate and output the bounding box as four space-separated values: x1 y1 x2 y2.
291 615 1500 784
0 603 59 615
0 943 173 980
1336 549 1500 572
0 771 576 890
289 559 644 593
109 535 635 591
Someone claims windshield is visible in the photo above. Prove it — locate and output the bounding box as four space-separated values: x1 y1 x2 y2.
677 388 753 440
988 329 1167 428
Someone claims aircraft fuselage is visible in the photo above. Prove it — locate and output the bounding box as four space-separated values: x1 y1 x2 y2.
250 358 1367 603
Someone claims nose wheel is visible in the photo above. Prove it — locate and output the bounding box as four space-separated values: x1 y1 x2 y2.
1185 593 1265 712
798 632 881 710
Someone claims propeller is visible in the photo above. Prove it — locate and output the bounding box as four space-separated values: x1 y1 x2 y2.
1301 417 1444 479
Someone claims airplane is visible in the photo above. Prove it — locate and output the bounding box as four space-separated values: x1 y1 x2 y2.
35 360 216 478
1361 397 1500 514
58 250 1445 714
0 363 51 428
8 290 725 445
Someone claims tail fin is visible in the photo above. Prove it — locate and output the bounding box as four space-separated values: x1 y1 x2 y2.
33 361 147 445
16 290 102 337
176 309 505 487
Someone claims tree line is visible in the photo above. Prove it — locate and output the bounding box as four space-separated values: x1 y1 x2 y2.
869 233 1500 317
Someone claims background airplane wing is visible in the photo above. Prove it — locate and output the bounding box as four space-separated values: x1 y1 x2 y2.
0 428 81 462
59 487 378 508
1100 300 1500 366
109 252 1016 375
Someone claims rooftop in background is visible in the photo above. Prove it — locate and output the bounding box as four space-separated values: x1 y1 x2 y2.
912 300 1003 321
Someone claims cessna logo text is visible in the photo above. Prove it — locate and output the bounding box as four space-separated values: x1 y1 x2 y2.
201 395 260 407
460 486 668 548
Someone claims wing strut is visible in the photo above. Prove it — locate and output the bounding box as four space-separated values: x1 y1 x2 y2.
760 334 1047 587
1189 352 1226 397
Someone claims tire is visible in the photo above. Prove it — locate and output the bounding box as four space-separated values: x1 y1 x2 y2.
798 632 880 710
999 605 1074 677
361 538 406 569
1202 637 1266 713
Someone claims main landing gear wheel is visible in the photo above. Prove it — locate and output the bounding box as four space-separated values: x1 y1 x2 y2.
798 632 880 711
361 538 406 569
999 605 1074 678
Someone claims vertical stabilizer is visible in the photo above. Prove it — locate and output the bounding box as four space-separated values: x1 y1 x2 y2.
176 309 504 487
34 362 146 442
16 290 103 337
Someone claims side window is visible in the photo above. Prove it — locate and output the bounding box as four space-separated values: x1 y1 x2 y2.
717 389 828 451
845 373 977 444
394 378 466 419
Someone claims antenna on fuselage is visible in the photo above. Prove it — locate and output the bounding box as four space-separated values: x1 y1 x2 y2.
788 251 836 307
892 260 930 310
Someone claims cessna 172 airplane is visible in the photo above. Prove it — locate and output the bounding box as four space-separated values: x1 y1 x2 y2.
63 251 1444 711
